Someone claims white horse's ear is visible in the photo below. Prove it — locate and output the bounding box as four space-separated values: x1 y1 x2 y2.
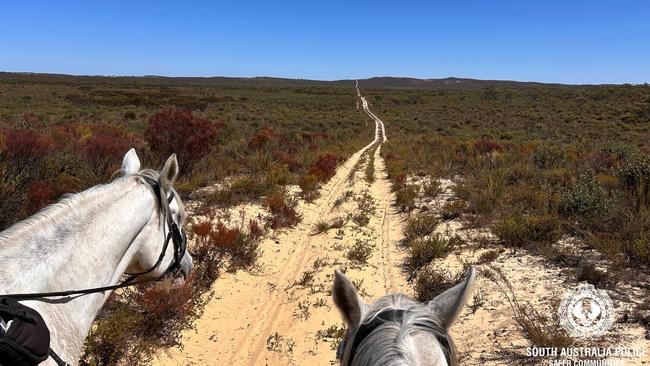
333 270 364 328
121 148 141 176
427 267 476 329
160 153 179 190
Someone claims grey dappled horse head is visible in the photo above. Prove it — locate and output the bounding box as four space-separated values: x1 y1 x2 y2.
0 149 192 364
332 268 476 366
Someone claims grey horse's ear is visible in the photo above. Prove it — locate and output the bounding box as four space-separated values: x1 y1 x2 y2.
428 267 476 329
121 148 141 176
333 270 364 327
160 153 179 190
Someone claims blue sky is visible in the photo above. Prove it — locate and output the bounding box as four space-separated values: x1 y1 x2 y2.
1 0 648 84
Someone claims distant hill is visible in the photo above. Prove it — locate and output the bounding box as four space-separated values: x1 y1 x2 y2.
0 72 621 89
350 76 567 89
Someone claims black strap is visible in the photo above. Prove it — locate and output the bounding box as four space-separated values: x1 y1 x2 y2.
0 177 187 300
0 175 188 366
345 309 452 366
49 348 70 366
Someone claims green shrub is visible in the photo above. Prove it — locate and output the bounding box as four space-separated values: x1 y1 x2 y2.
493 214 561 248
352 191 376 226
616 153 650 207
413 267 460 302
533 145 565 169
440 200 465 220
346 238 374 265
403 214 439 240
0 161 29 229
422 180 441 198
630 233 650 264
395 184 418 212
559 175 610 218
406 234 461 271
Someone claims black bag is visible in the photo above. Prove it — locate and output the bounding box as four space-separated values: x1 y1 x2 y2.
0 297 51 366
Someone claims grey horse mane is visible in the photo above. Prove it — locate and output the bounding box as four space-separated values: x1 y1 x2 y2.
350 294 456 366
0 168 183 248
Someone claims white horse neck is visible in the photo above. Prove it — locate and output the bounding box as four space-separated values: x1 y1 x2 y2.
0 177 157 364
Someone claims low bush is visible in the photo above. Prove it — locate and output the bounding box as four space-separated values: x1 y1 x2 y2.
82 133 133 176
248 127 278 150
558 175 610 219
298 174 319 199
630 233 650 264
422 180 441 198
483 267 575 348
493 214 561 248
616 153 650 208
264 190 301 229
395 184 418 212
440 200 465 220
533 145 565 169
406 234 461 272
2 128 54 163
145 108 220 172
352 191 376 226
26 179 58 213
0 161 29 229
309 153 338 181
477 249 500 264
413 267 461 302
403 214 439 240
346 238 374 265
472 138 502 155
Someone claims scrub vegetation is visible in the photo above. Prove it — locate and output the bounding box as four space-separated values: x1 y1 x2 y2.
376 83 650 270
0 72 369 364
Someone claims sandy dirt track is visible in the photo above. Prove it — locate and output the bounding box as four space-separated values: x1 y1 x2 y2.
155 84 650 366
155 83 409 365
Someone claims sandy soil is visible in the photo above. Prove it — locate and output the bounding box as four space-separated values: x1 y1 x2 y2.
411 177 650 365
154 86 408 365
154 87 649 366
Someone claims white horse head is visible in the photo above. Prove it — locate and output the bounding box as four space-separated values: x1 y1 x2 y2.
0 148 193 364
332 268 476 366
120 148 192 285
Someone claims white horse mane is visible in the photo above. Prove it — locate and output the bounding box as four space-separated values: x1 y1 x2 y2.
0 169 184 250
0 156 192 365
350 294 455 366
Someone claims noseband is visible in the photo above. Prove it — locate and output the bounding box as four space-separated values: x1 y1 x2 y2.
338 308 453 366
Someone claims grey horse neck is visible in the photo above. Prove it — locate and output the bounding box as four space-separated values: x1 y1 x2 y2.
0 175 158 364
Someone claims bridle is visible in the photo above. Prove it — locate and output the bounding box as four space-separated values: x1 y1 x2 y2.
337 308 453 366
124 175 187 279
0 175 188 300
0 175 188 366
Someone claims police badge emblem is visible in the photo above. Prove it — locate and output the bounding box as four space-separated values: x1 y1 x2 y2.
558 283 614 337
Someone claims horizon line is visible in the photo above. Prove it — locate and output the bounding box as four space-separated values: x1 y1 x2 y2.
1 70 648 87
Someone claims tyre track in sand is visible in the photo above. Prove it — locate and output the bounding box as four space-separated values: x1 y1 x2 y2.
237 82 388 365
155 81 408 366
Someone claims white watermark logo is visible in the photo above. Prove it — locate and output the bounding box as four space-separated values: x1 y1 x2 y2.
558 283 614 338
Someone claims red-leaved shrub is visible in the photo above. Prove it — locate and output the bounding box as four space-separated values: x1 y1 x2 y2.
274 150 302 172
248 127 278 150
26 180 57 212
264 190 301 229
3 129 54 162
83 134 132 175
472 138 503 155
145 109 220 171
309 153 338 181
